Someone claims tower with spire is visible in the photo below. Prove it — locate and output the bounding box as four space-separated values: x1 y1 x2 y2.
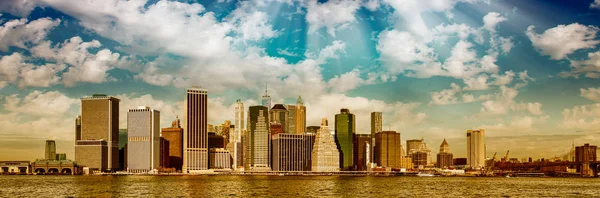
261 81 271 111
437 138 453 169
294 95 306 134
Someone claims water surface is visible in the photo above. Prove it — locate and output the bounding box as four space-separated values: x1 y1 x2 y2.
1 175 599 197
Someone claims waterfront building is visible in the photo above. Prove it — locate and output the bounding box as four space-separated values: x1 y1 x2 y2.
160 137 170 169
209 148 231 169
45 140 56 160
312 118 340 172
270 104 289 133
374 131 402 168
232 99 245 170
335 108 356 170
0 161 30 174
467 129 485 169
271 133 315 171
75 94 120 172
370 112 382 166
184 87 209 173
126 106 160 173
261 84 271 111
354 134 371 171
400 157 413 169
411 151 428 169
406 139 423 155
246 106 271 171
56 153 67 161
161 117 183 171
295 96 306 134
437 139 453 169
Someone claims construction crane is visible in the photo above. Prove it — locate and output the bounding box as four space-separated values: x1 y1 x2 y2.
503 150 510 162
483 152 497 176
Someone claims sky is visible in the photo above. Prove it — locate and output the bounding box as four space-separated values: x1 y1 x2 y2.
1 0 600 161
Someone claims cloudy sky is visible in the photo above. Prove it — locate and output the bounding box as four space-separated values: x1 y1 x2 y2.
1 0 600 161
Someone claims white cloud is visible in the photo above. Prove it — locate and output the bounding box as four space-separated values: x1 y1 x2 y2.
497 37 514 54
0 0 38 17
31 36 121 86
327 69 365 93
526 23 600 60
490 70 515 86
463 74 489 90
225 1 278 42
3 90 77 117
0 17 61 51
591 0 600 9
363 0 380 11
563 51 600 78
0 52 65 89
430 83 461 105
305 0 361 36
483 12 506 32
479 86 543 115
479 115 549 136
561 103 600 131
581 87 600 102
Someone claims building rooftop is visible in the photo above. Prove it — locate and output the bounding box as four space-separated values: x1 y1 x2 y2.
271 104 287 111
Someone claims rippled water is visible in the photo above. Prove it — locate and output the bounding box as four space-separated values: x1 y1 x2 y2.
1 175 599 197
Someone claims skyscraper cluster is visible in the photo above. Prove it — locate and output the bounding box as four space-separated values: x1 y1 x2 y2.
72 86 485 174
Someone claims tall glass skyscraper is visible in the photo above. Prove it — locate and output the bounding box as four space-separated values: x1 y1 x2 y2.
295 96 306 134
335 108 355 171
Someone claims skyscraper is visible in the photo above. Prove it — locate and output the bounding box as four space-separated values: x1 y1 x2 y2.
312 118 340 172
374 131 402 168
184 87 208 173
295 96 306 134
287 104 296 134
75 94 120 172
270 104 289 133
370 112 382 167
246 106 271 171
234 99 244 142
161 117 183 171
406 139 423 155
335 108 355 170
261 83 271 111
271 133 315 171
437 139 453 169
126 106 160 173
353 134 371 171
467 129 485 169
45 140 56 160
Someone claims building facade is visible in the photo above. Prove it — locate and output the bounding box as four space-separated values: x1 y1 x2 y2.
467 129 485 169
437 139 453 169
287 105 296 134
75 94 120 172
374 131 402 168
354 134 371 171
184 87 209 173
127 106 160 173
335 108 355 170
295 96 306 134
270 104 289 133
161 118 183 171
45 140 57 160
406 139 423 155
312 118 340 172
209 148 231 169
575 143 598 176
271 133 315 171
370 112 382 166
246 106 271 171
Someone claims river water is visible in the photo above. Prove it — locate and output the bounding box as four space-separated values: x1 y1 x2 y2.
1 175 599 197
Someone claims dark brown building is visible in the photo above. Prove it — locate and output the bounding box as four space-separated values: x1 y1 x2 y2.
208 132 226 149
161 118 183 170
160 137 170 169
411 151 428 168
270 123 284 138
271 134 315 171
374 131 402 168
453 158 467 166
437 139 453 169
353 134 371 171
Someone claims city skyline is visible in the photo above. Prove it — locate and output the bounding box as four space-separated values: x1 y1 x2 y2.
2 0 600 162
